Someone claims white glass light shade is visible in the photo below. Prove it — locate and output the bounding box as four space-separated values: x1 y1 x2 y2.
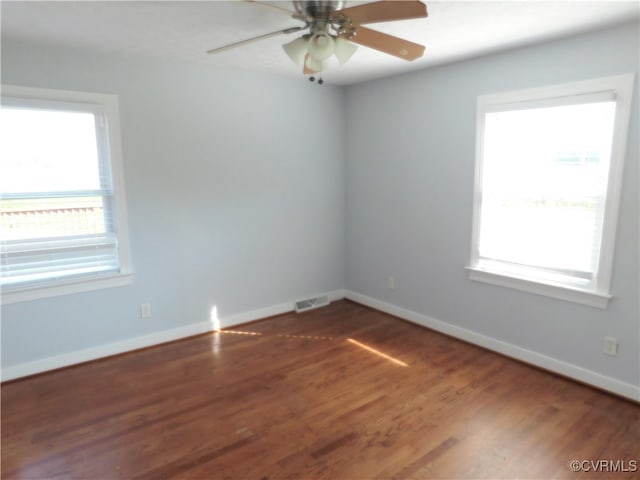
307 32 335 61
304 55 326 73
282 36 309 66
334 37 358 65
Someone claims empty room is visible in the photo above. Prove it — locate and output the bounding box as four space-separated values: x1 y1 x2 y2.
1 1 638 478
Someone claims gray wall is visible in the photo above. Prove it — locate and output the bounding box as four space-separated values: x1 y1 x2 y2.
345 22 639 387
1 40 346 368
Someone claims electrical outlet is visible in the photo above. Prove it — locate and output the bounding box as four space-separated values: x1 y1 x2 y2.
140 303 152 318
603 336 618 356
388 276 396 290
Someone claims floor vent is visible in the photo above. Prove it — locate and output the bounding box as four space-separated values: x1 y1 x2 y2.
294 295 330 313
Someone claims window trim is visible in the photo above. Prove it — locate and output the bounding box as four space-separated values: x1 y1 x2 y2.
467 74 634 309
1 85 133 304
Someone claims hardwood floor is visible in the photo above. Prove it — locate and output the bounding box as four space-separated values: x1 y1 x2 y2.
2 300 638 479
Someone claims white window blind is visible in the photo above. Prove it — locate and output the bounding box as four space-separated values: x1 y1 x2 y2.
2 234 119 287
1 87 132 300
468 74 634 308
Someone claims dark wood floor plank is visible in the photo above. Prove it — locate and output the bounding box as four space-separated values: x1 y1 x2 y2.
2 300 638 479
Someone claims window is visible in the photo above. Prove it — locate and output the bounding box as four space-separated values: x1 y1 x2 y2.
467 74 634 308
1 85 132 303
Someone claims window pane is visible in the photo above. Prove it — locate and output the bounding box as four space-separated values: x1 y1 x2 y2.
1 97 122 292
1 197 106 240
479 102 616 276
0 108 102 193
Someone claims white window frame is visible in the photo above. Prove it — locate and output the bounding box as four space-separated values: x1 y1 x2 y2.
1 85 133 304
467 74 634 309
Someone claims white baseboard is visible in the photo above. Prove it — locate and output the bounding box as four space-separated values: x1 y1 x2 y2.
345 290 640 402
1 289 346 382
1 321 213 382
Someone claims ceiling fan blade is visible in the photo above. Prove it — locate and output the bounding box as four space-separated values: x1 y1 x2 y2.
340 26 425 61
332 1 427 25
207 26 304 54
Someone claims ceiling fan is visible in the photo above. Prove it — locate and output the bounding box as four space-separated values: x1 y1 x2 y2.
207 1 428 79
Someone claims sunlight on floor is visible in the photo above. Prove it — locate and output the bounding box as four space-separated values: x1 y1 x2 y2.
208 317 408 368
278 334 334 340
347 338 409 367
220 330 263 336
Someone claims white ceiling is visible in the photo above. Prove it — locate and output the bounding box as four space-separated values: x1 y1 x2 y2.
2 1 638 85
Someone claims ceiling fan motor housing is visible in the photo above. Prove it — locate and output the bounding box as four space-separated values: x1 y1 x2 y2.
293 0 346 19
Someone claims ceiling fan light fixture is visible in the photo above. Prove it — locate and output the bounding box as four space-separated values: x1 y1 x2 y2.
307 31 335 61
334 37 358 65
282 36 309 66
304 54 327 73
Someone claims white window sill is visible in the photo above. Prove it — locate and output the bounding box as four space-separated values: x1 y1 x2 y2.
465 266 611 309
1 272 134 305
